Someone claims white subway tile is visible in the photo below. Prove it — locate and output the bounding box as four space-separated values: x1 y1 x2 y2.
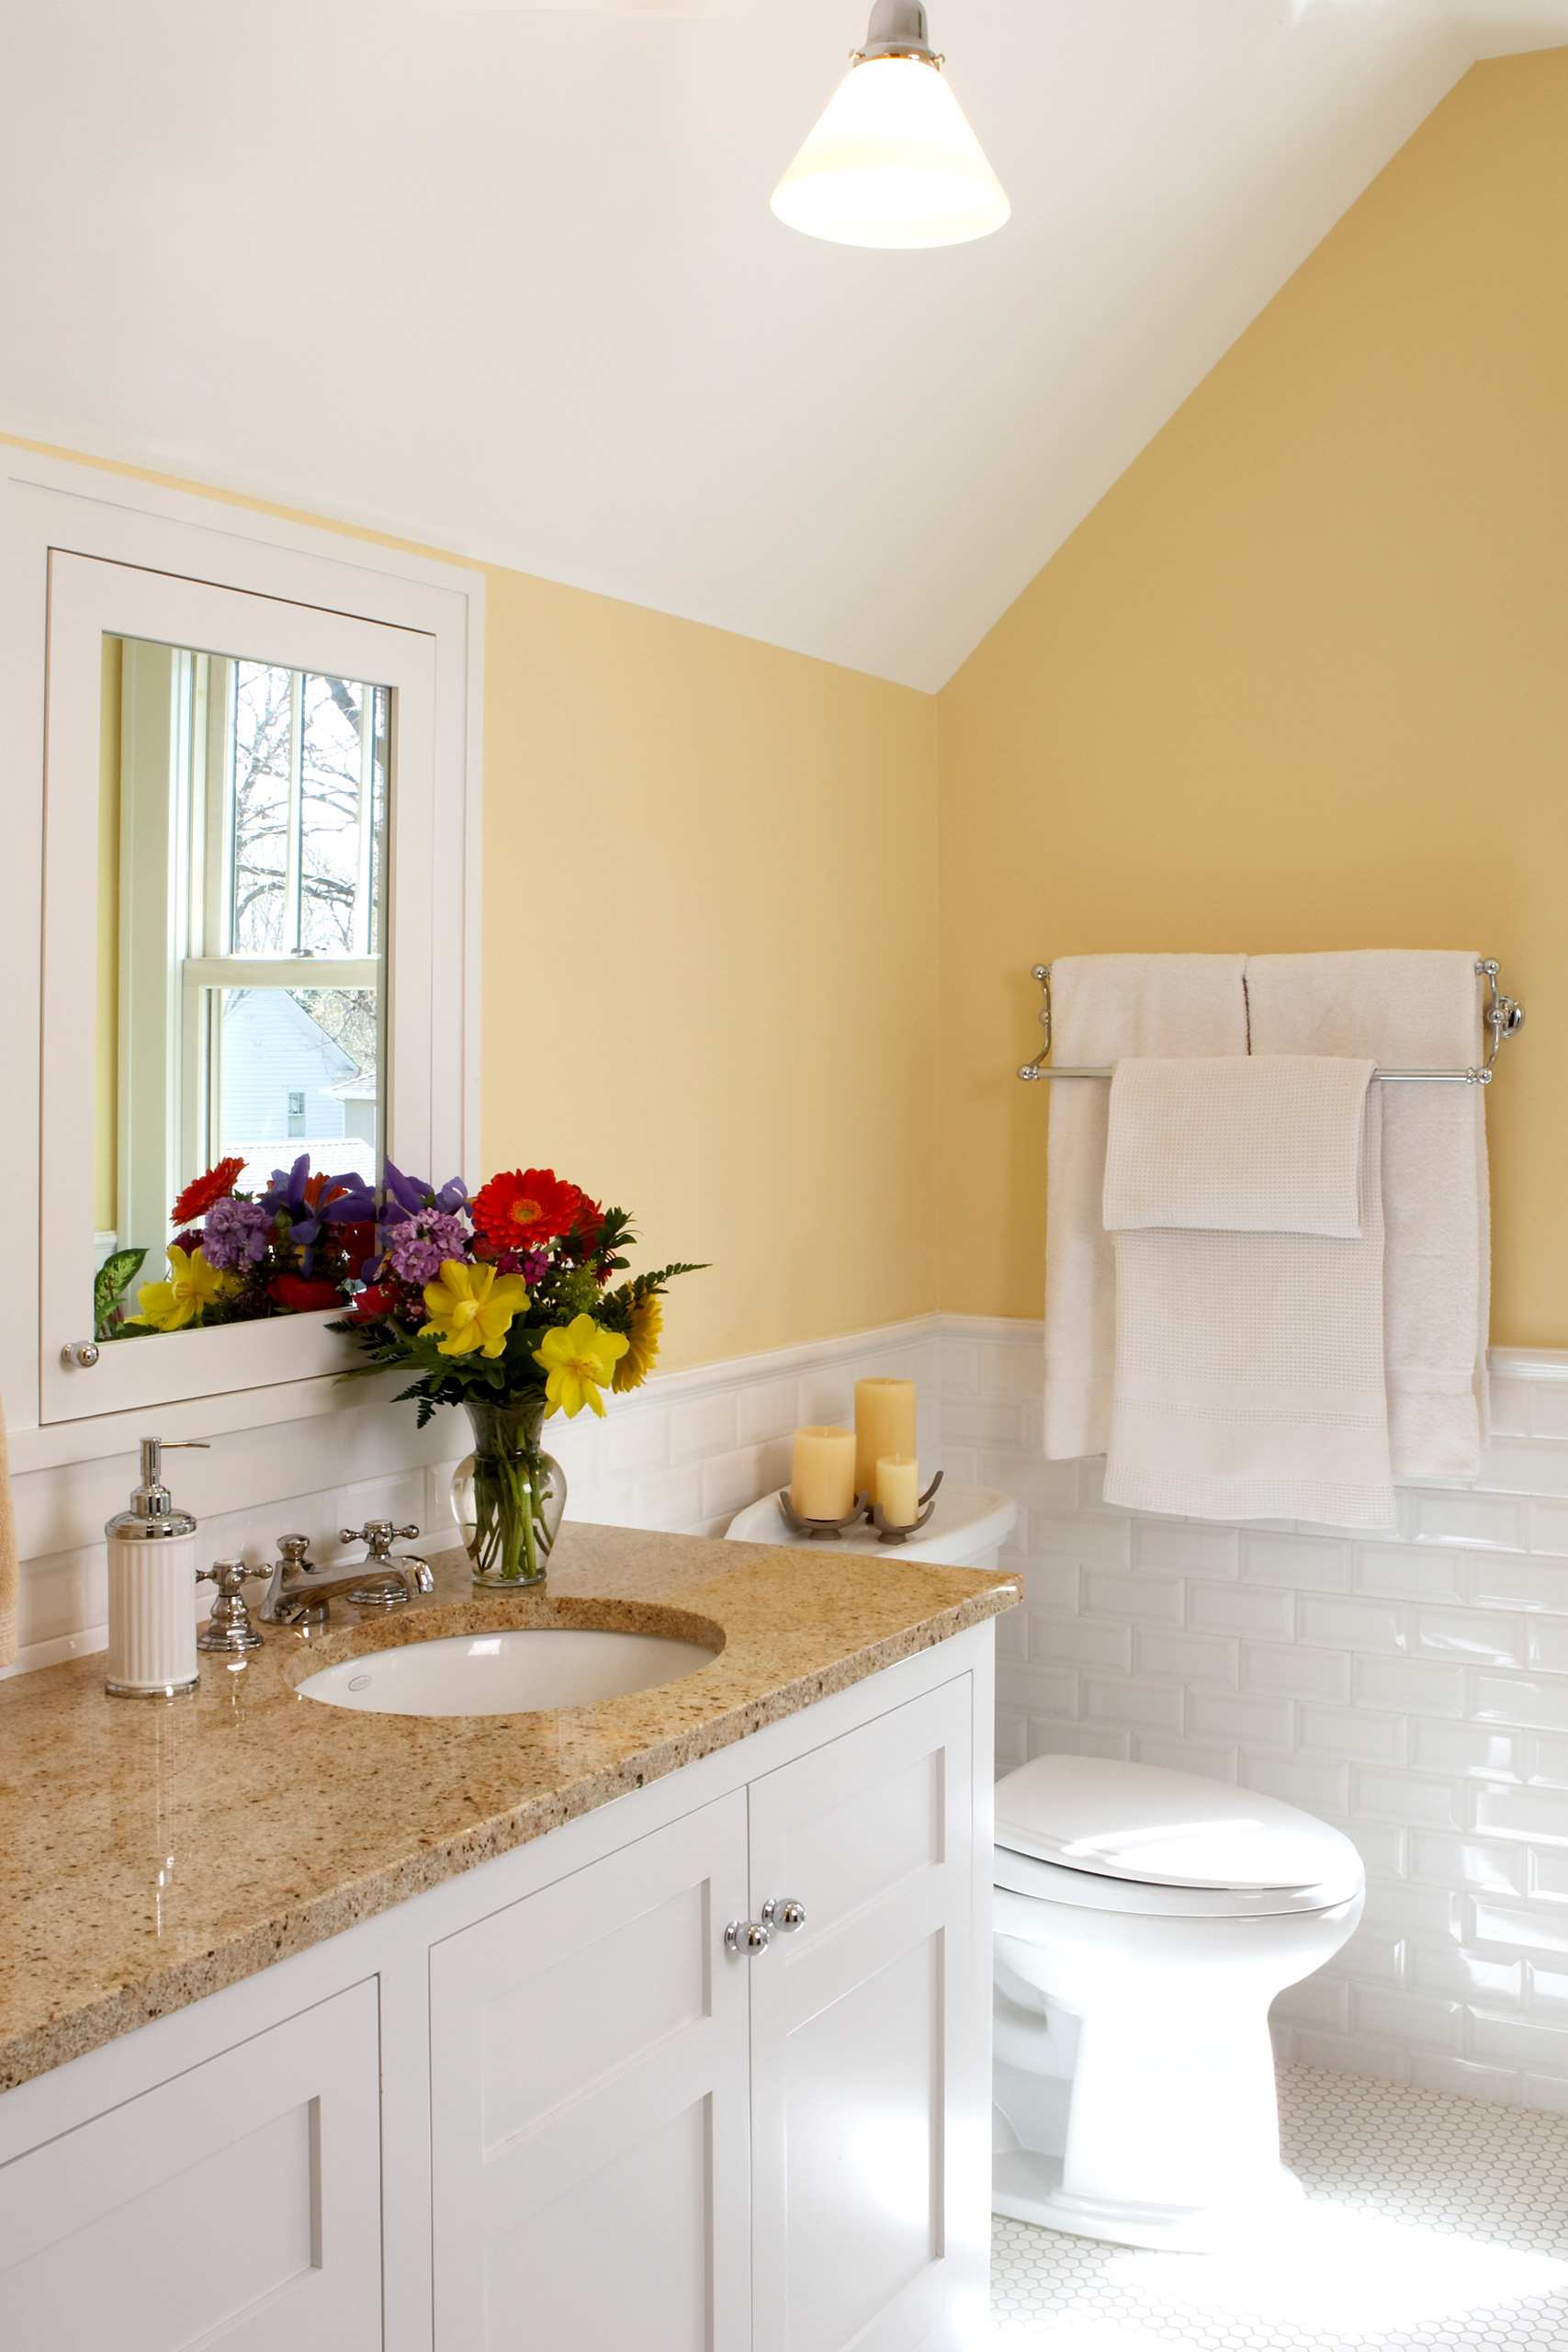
1352 1543 1467 1603
980 1344 1045 1401
1531 1385 1568 1442
1472 1784 1568 1846
1134 1629 1240 1687
1413 1606 1529 1668
1029 1721 1134 1764
1520 2073 1568 2109
1529 1963 1568 2010
1241 1641 1349 1702
1529 1848 1568 1903
735 1377 802 1447
944 1397 1027 1447
1329 1929 1405 1985
1466 2010 1568 2073
1361 1880 1462 1938
1529 1732 1568 1787
1352 1770 1461 1827
594 1409 671 1478
1409 2053 1521 2102
1353 1657 1466 1717
1017 1561 1079 1614
1409 1944 1522 2005
1297 1706 1407 1766
1527 1615 1568 1671
1533 1498 1568 1561
1187 1581 1293 1637
1131 1520 1240 1577
1240 1532 1353 1590
1081 1675 1184 1732
1345 1822 1404 1877
1188 1689 1293 1748
1298 1594 1409 1653
1000 1663 1076 1719
1242 1753 1350 1812
1289 2031 1408 2082
1477 1439 1568 1499
795 1370 855 1426
1411 1722 1521 1781
940 1442 978 1484
1411 1490 1529 1551
1470 1672 1568 1733
1032 1616 1132 1672
995 1710 1030 1770
1081 1568 1184 1623
1410 1835 1527 1896
1486 1378 1533 1439
701 1442 787 1520
1271 1975 1349 2030
1133 1736 1237 1781
631 1462 705 1528
1026 1508 1134 1566
940 1341 980 1396
669 1392 739 1464
1470 1556 1565 1611
1470 1898 1568 1954
994 1608 1029 1662
1352 1987 1464 2050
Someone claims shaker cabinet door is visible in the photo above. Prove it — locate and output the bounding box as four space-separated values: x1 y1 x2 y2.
0 1977 383 2352
430 1791 752 2352
747 1678 986 2352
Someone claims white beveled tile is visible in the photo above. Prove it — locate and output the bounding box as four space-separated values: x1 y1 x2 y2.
1135 1627 1241 1687
1353 1655 1466 1717
1411 1721 1521 1781
1241 1751 1350 1812
1529 1496 1568 1555
1031 1614 1132 1671
1473 1784 1568 1848
1081 1673 1183 1731
668 1390 739 1464
1132 1735 1237 1781
1529 1848 1568 1904
1021 1503 1133 1563
1131 1519 1240 1577
1471 1671 1568 1734
1412 1488 1529 1550
1081 1567 1184 1623
1352 1986 1464 2050
1353 1768 1462 1827
1467 2010 1568 2074
1352 1540 1468 1602
1527 1614 1568 1671
1243 1640 1349 1701
1414 1604 1529 1665
1410 1835 1528 1897
735 1375 802 1447
1272 1973 1350 2030
1029 1719 1133 1764
1409 1942 1523 2006
1188 1579 1293 1635
1188 1688 1294 1748
1297 1705 1406 1766
1297 1592 1409 1652
1241 1531 1353 1590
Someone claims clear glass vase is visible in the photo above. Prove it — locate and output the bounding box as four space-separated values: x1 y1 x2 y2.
451 1395 566 1588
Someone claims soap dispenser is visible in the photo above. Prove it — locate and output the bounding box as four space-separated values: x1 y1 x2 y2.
104 1438 210 1697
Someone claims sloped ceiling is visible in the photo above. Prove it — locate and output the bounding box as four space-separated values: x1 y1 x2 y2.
2 0 1565 687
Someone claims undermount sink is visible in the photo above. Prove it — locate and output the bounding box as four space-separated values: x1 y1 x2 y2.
296 1627 719 1718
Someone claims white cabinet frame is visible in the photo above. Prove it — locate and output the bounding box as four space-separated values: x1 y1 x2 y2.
0 452 482 1471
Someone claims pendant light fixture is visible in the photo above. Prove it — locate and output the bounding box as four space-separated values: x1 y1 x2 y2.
771 0 1010 251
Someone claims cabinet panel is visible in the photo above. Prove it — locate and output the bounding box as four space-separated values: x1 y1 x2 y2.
748 1678 983 2352
431 1790 751 2352
0 1977 381 2351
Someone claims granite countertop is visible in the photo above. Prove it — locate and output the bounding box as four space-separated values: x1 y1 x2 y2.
0 1521 1018 2093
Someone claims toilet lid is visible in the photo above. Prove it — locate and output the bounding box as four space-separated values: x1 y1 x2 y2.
994 1755 1362 1896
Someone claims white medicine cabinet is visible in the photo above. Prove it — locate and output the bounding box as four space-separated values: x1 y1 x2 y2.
0 455 481 1464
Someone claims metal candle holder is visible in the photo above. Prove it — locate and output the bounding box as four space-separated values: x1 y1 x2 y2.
775 1488 873 1541
869 1469 943 1544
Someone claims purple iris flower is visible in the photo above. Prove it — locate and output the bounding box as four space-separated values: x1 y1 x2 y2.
202 1195 272 1271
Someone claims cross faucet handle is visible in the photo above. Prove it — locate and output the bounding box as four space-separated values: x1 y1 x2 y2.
339 1519 421 1563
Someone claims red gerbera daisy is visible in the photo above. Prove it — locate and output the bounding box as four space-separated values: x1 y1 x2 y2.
170 1156 248 1227
567 1195 604 1260
470 1168 585 1251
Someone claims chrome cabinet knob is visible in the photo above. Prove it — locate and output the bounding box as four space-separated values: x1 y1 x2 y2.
61 1340 100 1369
724 1919 772 1956
761 1896 807 1932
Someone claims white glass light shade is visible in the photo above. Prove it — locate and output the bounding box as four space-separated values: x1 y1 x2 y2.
771 54 1010 250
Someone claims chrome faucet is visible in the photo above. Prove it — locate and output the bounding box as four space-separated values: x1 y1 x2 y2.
260 1522 435 1628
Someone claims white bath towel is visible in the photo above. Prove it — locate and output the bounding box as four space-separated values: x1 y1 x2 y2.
1245 951 1489 1481
1103 1056 1377 1239
1103 1063 1395 1530
1043 955 1248 1459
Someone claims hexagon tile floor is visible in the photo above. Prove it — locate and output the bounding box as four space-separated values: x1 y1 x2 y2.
988 2064 1568 2350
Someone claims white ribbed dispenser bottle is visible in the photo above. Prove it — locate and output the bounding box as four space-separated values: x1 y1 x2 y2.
105 1437 210 1698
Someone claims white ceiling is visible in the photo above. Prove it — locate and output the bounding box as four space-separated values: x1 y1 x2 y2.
2 0 1565 689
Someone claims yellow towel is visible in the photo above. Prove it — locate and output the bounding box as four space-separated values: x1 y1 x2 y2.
0 1406 15 1667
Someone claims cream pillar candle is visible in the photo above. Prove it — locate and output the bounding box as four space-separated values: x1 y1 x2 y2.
792 1425 857 1520
877 1454 920 1528
854 1378 917 1503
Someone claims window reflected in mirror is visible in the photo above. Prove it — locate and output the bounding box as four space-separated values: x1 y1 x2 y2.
96 636 389 1302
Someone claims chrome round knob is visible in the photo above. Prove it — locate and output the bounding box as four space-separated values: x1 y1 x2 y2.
761 1896 807 1933
724 1919 772 1956
61 1340 100 1369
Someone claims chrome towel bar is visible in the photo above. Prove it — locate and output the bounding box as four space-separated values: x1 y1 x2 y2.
1017 960 1525 1086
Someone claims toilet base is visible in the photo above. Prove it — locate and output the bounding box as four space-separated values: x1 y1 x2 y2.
992 2146 1304 2254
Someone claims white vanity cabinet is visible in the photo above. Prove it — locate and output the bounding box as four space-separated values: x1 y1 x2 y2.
0 1629 994 2352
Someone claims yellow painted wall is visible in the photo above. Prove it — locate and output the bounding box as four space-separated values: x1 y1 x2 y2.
6 435 939 1372
95 635 121 1236
936 48 1568 1350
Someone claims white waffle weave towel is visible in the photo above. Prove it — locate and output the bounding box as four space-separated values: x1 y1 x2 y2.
1101 1056 1396 1530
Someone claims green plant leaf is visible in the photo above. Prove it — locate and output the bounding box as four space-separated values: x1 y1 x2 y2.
94 1247 147 1339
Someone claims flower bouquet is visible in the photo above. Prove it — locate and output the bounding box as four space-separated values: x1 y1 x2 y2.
329 1163 702 1585
100 1155 379 1340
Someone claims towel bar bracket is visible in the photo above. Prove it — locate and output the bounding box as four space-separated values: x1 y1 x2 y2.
1017 959 1524 1085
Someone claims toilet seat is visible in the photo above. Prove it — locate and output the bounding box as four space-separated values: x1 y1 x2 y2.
994 1755 1362 1916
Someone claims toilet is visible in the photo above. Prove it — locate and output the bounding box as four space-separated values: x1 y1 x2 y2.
992 1753 1364 2253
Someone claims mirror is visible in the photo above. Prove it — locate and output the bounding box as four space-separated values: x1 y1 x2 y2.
95 634 389 1330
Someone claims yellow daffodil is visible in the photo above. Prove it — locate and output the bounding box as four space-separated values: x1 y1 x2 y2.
423 1259 527 1357
534 1313 628 1419
612 1292 662 1394
135 1244 227 1332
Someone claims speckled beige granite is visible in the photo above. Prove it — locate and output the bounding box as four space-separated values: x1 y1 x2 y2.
0 1520 1018 2092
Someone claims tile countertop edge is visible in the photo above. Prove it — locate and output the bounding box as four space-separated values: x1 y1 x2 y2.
0 1558 1017 2094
